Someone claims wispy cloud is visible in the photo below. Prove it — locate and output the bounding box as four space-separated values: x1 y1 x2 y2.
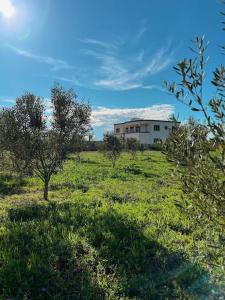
80 35 173 91
91 47 172 91
91 104 174 129
7 19 174 91
8 45 73 71
135 18 148 42
80 38 118 51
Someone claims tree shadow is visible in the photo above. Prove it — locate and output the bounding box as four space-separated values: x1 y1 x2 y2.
0 174 25 197
2 202 220 299
84 210 213 299
2 203 105 300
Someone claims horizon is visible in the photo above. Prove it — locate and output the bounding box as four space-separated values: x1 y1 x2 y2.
0 0 224 139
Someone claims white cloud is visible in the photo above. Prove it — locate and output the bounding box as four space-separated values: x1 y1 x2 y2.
135 18 148 42
80 38 118 51
81 38 173 91
8 45 73 71
91 104 175 129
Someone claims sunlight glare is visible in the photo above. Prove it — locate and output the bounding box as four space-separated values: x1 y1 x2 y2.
0 0 16 18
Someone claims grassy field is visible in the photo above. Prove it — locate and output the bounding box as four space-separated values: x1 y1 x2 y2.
0 151 224 299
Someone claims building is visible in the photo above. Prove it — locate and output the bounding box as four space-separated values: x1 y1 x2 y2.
114 118 179 145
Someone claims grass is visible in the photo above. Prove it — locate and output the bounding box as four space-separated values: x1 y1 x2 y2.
0 151 224 299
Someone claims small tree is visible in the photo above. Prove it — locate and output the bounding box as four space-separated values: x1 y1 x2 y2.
0 85 91 200
126 138 140 159
0 93 44 178
102 133 123 168
164 33 225 221
33 85 91 200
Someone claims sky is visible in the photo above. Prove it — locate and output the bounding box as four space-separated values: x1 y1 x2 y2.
0 0 224 139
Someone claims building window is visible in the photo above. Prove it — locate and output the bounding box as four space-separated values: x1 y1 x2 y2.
135 126 140 133
130 126 134 133
115 128 120 134
125 127 129 133
154 138 162 144
154 125 160 131
165 126 168 130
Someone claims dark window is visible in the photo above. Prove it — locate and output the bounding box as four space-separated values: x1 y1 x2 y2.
154 125 160 131
125 127 129 133
130 127 134 133
154 138 162 144
165 126 168 130
135 126 140 133
115 128 120 134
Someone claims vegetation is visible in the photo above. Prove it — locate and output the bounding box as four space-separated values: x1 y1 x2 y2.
0 5 224 299
102 133 123 168
163 8 225 287
126 138 140 159
0 85 91 200
0 151 224 299
164 35 225 219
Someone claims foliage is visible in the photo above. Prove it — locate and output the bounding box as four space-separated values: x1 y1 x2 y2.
102 132 123 168
164 9 225 282
125 138 140 159
0 151 224 299
0 85 91 200
0 93 44 177
164 34 225 222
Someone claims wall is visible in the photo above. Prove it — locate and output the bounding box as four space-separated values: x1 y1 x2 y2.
114 120 176 145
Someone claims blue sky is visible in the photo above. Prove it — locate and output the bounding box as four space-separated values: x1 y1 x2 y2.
0 0 224 139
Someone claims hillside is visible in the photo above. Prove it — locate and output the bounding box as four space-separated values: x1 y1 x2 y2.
0 151 223 299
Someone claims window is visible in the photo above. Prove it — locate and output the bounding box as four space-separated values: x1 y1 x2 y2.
130 126 134 133
154 138 162 144
135 126 140 133
154 125 160 131
125 127 129 133
115 128 120 134
164 126 168 130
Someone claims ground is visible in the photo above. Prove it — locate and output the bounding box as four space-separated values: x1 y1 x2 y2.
0 151 224 299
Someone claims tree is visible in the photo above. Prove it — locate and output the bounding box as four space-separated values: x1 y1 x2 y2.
0 85 91 200
164 117 210 166
102 133 123 168
33 85 91 200
164 34 225 221
126 138 140 159
0 93 44 178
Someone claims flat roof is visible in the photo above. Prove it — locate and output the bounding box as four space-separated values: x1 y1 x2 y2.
114 119 180 125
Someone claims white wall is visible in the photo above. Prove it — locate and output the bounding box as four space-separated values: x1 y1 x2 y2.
114 120 176 145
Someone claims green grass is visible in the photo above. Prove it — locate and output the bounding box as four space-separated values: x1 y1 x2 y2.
0 151 224 299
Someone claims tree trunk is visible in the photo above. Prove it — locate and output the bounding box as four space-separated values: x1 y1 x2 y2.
43 178 49 200
112 157 115 168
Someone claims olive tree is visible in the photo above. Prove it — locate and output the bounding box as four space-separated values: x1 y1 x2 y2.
33 85 91 200
164 32 225 221
0 93 44 178
102 133 123 168
126 138 140 159
0 85 91 200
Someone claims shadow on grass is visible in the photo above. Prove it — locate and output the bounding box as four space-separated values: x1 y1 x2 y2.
80 159 100 165
1 202 218 299
0 174 25 196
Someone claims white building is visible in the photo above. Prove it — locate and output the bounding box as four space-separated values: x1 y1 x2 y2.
114 118 179 145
